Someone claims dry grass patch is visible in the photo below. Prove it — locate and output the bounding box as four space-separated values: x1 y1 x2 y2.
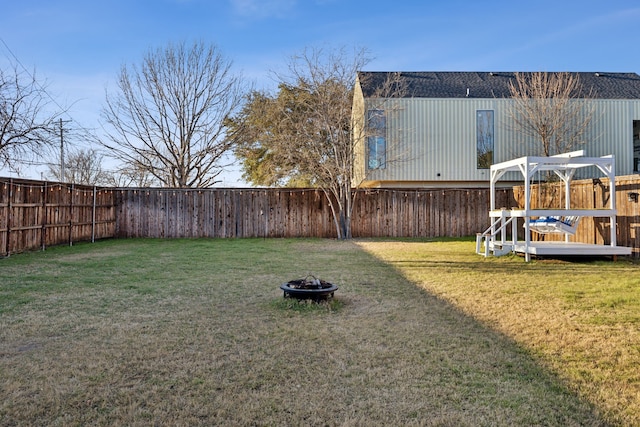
357 238 640 426
0 238 607 426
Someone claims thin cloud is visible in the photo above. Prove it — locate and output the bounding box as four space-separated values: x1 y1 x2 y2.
230 0 296 19
516 8 640 53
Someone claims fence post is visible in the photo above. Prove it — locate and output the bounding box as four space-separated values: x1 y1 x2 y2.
42 182 47 251
92 186 97 243
69 184 74 246
5 178 12 257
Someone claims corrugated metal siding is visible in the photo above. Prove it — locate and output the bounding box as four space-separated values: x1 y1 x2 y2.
362 97 640 184
374 98 502 183
584 100 633 174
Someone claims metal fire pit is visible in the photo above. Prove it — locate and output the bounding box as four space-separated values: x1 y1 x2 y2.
280 276 338 300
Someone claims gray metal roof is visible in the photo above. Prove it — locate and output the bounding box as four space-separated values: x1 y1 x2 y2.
357 71 640 99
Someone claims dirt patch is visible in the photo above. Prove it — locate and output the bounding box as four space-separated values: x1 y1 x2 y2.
52 249 132 262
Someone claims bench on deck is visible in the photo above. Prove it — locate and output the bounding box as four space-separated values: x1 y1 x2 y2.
528 215 581 235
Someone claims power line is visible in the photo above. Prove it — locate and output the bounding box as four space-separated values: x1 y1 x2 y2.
0 36 69 116
2 156 140 177
0 36 102 138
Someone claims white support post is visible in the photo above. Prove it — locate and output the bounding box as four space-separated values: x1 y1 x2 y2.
523 161 531 262
490 169 497 240
564 172 572 243
609 163 617 247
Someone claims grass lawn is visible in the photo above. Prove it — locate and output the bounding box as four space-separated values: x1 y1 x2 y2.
0 238 637 426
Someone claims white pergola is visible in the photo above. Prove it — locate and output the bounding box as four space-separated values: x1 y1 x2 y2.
477 150 631 261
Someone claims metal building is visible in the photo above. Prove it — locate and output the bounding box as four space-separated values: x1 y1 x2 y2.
352 71 640 188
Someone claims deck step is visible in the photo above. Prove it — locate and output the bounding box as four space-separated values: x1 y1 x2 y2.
490 242 513 256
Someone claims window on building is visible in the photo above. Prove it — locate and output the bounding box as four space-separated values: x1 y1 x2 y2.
477 110 494 169
367 109 386 169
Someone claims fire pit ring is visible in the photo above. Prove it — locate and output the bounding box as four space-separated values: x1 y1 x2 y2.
280 275 338 300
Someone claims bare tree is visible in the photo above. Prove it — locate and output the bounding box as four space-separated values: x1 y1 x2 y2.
46 148 111 185
101 41 246 188
227 47 406 239
107 163 157 187
0 64 62 171
506 72 595 157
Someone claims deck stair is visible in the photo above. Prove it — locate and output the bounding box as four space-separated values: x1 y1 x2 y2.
476 214 515 257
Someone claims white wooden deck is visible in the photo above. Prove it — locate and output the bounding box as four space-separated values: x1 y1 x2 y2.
511 241 631 257
478 151 632 261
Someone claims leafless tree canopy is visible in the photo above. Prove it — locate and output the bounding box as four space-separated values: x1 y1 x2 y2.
46 148 111 186
0 64 62 171
101 41 245 188
507 72 595 157
107 163 157 188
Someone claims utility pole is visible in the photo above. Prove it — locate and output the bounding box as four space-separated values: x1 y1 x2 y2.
59 118 71 181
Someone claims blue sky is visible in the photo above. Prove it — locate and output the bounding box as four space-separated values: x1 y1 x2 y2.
1 0 640 184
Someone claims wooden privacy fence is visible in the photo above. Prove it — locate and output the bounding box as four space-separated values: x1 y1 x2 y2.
115 187 515 239
3 176 639 257
513 175 640 257
116 188 336 239
352 188 514 238
0 178 116 257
